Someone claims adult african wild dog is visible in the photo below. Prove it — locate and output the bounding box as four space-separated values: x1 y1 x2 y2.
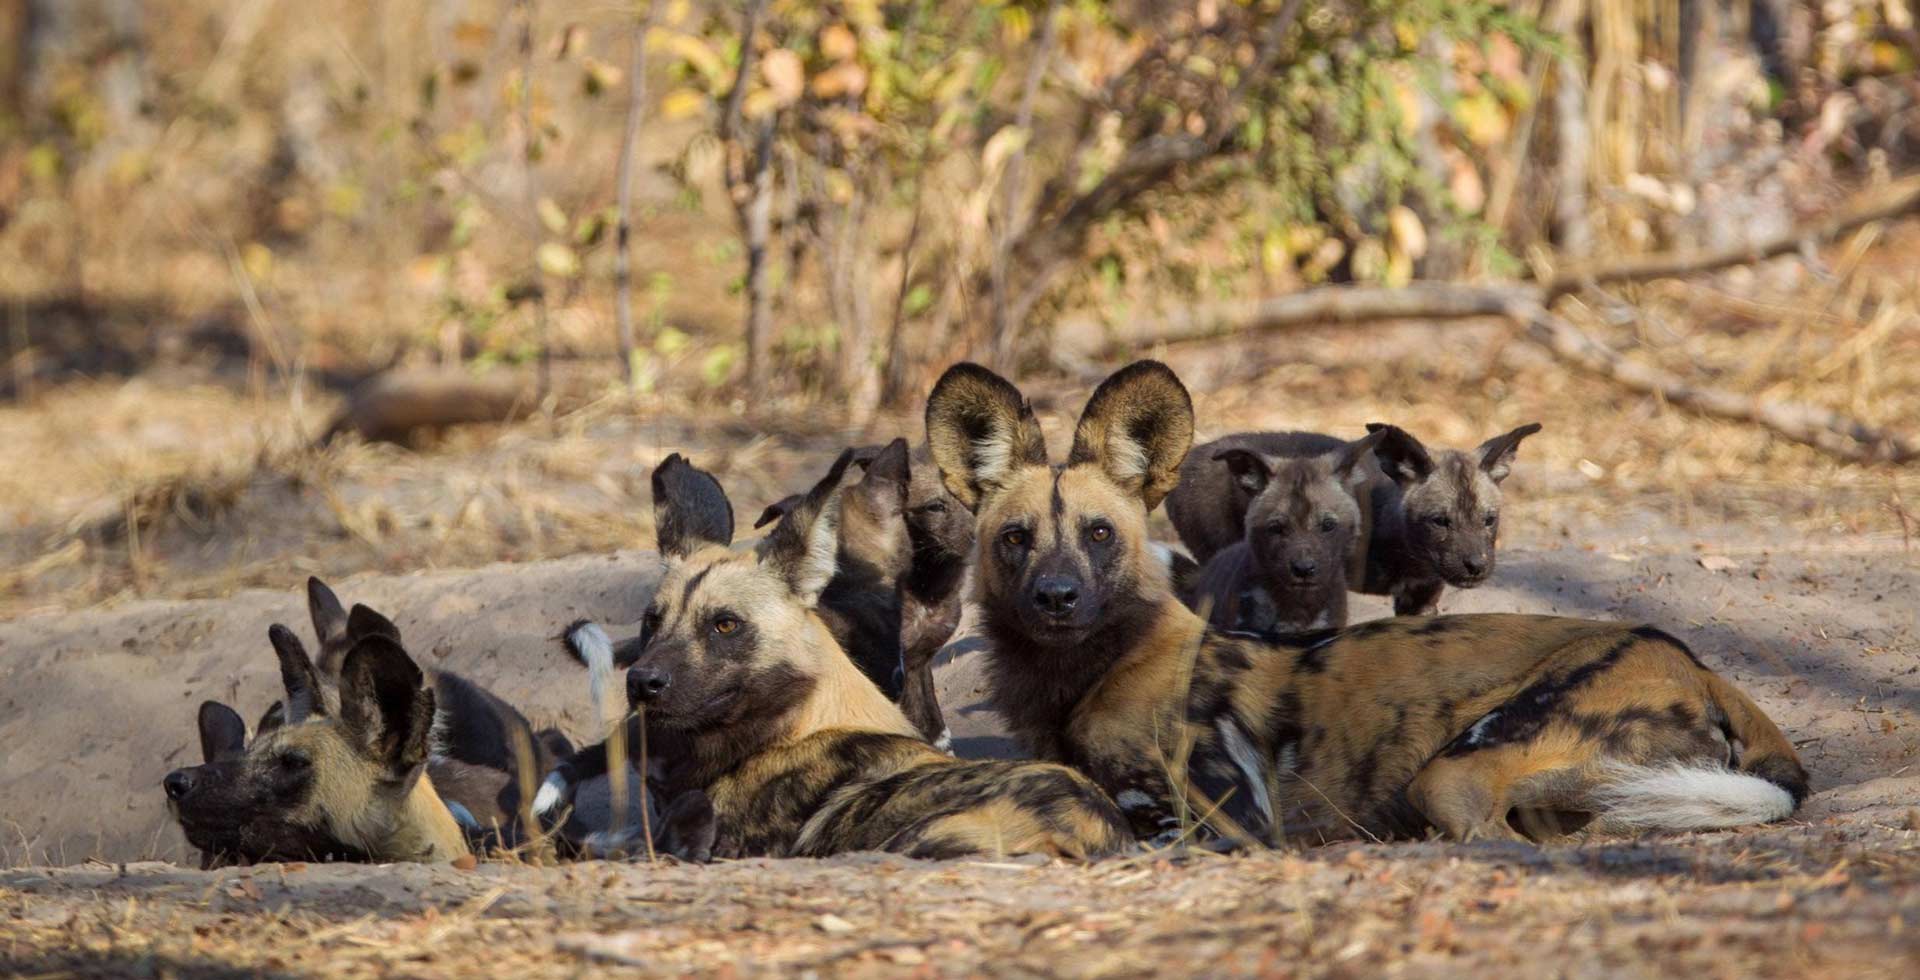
1167 421 1541 616
756 439 973 749
926 360 1806 844
166 581 594 865
545 452 1131 860
164 628 476 864
1180 428 1388 632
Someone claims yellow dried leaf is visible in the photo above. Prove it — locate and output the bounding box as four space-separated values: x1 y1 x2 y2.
811 61 868 99
537 197 568 235
661 33 725 85
821 23 858 62
660 87 707 120
981 125 1029 176
761 49 805 107
537 242 581 279
1387 205 1427 260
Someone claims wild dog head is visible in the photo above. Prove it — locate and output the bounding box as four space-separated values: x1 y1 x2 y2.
625 453 858 732
756 439 914 588
1366 422 1542 586
1217 429 1386 597
925 361 1193 649
163 627 463 864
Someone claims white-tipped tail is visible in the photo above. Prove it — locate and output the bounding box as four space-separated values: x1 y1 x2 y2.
1590 761 1795 832
531 771 568 817
564 621 620 733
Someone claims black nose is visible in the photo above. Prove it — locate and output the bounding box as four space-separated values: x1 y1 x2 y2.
1289 558 1318 580
1032 576 1080 617
1463 555 1488 576
163 770 193 800
628 666 671 704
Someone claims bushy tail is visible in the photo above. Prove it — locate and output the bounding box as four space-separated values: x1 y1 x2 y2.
1590 761 1795 832
560 619 620 733
1703 670 1810 806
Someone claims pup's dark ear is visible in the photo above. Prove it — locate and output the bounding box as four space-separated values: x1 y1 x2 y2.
1333 428 1390 481
925 363 1048 511
849 437 911 521
268 624 328 723
256 701 287 737
1213 449 1271 497
1068 360 1194 511
1365 423 1435 486
197 701 247 764
652 453 735 558
337 636 435 777
1477 422 1542 483
347 604 402 643
307 576 349 651
759 450 851 604
753 494 803 530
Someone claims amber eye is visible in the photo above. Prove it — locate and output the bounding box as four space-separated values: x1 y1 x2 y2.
1002 528 1028 548
1088 523 1113 543
712 615 740 635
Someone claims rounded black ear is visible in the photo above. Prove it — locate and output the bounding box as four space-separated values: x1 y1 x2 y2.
337 635 435 776
924 362 1048 511
1476 422 1542 483
1333 428 1390 481
1068 360 1195 511
652 453 736 558
754 494 803 530
256 700 287 737
268 624 328 724
347 603 403 643
197 701 248 764
307 577 349 648
1213 448 1272 496
1365 423 1435 486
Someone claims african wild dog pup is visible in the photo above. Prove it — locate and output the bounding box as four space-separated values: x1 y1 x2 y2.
1167 422 1542 616
755 440 973 749
1181 429 1388 633
927 360 1805 845
545 453 1131 860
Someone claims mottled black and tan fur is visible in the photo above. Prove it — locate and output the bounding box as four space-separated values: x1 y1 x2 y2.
926 360 1806 845
554 453 1130 860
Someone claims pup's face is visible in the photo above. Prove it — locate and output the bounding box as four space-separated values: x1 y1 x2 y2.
164 627 436 864
905 445 975 563
1371 423 1541 586
1221 430 1384 593
624 453 841 731
925 361 1194 649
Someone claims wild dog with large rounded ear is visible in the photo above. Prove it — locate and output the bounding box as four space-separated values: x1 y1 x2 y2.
338 635 439 781
1066 361 1195 512
924 363 1050 510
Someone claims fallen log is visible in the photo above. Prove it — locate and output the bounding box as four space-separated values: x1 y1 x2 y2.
320 369 539 445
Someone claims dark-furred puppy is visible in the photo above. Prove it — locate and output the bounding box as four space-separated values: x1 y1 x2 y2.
1167 422 1541 615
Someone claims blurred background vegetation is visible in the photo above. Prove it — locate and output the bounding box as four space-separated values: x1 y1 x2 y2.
1 0 1916 613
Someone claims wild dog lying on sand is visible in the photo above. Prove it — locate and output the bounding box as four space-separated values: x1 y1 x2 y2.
164 629 478 864
1167 422 1541 616
543 453 1132 860
926 360 1806 845
1179 430 1387 632
756 440 974 749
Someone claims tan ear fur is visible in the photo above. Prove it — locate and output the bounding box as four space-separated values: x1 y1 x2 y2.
924 363 1049 511
1067 360 1194 511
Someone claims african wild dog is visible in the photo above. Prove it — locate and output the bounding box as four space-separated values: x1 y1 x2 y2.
544 452 1131 860
167 582 590 866
926 360 1806 845
756 439 972 749
1180 429 1388 632
164 628 474 864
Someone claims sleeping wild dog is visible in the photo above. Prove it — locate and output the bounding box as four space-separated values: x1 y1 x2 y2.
925 360 1807 844
545 452 1131 860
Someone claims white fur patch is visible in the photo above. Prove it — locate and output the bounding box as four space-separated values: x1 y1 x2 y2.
532 772 568 817
1216 717 1274 827
1589 761 1795 831
1148 542 1176 571
1116 789 1155 811
932 728 954 755
1461 710 1501 747
566 621 619 731
1104 429 1151 486
971 427 1016 490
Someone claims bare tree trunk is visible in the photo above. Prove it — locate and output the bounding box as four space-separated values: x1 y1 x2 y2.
742 118 776 390
613 0 661 392
1552 33 1592 259
880 163 929 408
985 0 1061 373
515 0 550 403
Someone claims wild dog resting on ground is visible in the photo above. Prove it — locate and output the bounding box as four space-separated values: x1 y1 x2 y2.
1180 429 1387 632
757 440 974 749
545 453 1132 860
1166 422 1542 616
164 630 477 864
926 360 1806 845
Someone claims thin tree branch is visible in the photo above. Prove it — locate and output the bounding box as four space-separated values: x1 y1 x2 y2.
614 0 662 392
